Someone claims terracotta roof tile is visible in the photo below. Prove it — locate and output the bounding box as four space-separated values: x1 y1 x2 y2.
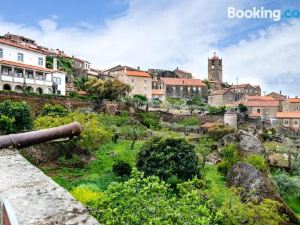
276 112 300 118
246 96 276 101
0 60 54 72
161 78 205 86
287 98 300 103
0 38 47 54
244 100 279 107
126 70 150 77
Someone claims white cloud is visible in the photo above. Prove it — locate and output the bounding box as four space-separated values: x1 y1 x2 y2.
0 0 299 95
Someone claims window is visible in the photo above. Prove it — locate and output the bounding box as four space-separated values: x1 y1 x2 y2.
257 109 261 113
131 79 135 83
36 72 44 80
0 48 3 58
38 57 43 66
57 90 61 95
284 120 289 125
294 120 298 125
17 53 24 62
144 87 148 91
144 79 148 83
53 77 61 85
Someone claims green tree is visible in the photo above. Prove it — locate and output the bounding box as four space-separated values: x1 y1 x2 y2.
207 124 236 141
196 137 216 167
0 100 32 133
74 76 90 91
93 170 221 225
238 103 248 112
217 144 239 175
86 79 130 101
244 154 268 174
0 115 15 134
136 136 199 181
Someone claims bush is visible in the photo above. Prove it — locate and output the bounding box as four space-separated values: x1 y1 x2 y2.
217 144 238 175
112 160 132 177
71 184 103 206
0 115 15 134
34 112 112 151
244 154 268 174
41 104 70 117
207 105 227 115
93 170 221 224
207 124 236 141
136 136 199 181
138 111 161 130
0 100 32 133
272 172 300 197
219 198 285 225
177 116 199 126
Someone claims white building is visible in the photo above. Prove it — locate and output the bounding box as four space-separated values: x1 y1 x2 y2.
0 37 66 95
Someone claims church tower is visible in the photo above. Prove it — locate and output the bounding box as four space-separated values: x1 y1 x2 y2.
208 52 222 83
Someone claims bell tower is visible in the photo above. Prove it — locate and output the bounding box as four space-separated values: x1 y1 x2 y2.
208 52 222 83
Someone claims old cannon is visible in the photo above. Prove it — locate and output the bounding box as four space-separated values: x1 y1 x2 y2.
0 122 82 149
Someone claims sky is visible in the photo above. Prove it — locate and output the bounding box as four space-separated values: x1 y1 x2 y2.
0 0 300 96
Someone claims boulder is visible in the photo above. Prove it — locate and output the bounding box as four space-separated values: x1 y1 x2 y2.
227 163 300 225
236 130 266 156
219 133 237 146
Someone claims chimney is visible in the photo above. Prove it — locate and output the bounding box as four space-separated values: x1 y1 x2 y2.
137 66 140 70
124 66 127 74
296 96 298 99
53 58 58 70
280 90 282 95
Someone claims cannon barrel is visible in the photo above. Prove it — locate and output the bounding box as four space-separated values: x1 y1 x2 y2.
0 122 82 149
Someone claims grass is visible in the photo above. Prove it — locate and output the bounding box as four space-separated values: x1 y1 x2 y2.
283 195 300 217
41 140 144 191
204 165 239 205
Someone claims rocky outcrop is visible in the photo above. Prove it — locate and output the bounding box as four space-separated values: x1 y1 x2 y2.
0 149 99 225
227 163 300 225
236 130 266 156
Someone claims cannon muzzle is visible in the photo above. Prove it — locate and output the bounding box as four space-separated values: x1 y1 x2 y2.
0 122 82 149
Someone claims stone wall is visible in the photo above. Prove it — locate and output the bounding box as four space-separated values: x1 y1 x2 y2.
0 91 95 116
0 149 99 225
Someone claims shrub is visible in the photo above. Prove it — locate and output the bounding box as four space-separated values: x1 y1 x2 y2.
93 170 221 224
71 184 103 206
177 116 200 126
207 105 227 115
136 136 199 181
34 112 112 151
219 198 285 225
41 104 70 117
112 160 132 177
217 144 238 175
0 115 15 134
272 172 300 197
244 154 268 174
0 100 32 133
138 111 161 129
207 124 236 141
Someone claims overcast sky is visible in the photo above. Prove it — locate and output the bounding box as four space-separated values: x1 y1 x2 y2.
1 0 300 96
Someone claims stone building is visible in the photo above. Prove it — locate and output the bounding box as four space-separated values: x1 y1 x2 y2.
231 83 261 101
105 65 152 99
283 97 300 111
173 68 192 78
160 77 207 100
208 52 223 90
243 96 280 120
0 35 66 95
208 89 236 106
276 111 300 130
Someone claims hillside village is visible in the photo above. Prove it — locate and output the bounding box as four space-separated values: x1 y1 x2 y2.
1 32 300 225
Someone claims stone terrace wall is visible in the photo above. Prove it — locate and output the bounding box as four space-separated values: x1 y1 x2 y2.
0 92 95 116
0 149 99 225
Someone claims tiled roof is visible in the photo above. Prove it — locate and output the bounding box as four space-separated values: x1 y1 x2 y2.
152 89 165 95
209 89 231 95
276 111 300 119
287 98 300 103
126 70 150 77
249 112 262 117
0 38 47 54
161 78 205 86
244 100 279 107
232 83 250 88
0 60 54 72
107 65 139 72
246 96 276 101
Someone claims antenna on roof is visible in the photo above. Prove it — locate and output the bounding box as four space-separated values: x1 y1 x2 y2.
236 77 239 84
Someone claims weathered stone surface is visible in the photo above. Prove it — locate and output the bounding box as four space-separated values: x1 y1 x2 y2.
236 130 266 156
0 149 99 225
227 163 300 225
219 133 237 146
